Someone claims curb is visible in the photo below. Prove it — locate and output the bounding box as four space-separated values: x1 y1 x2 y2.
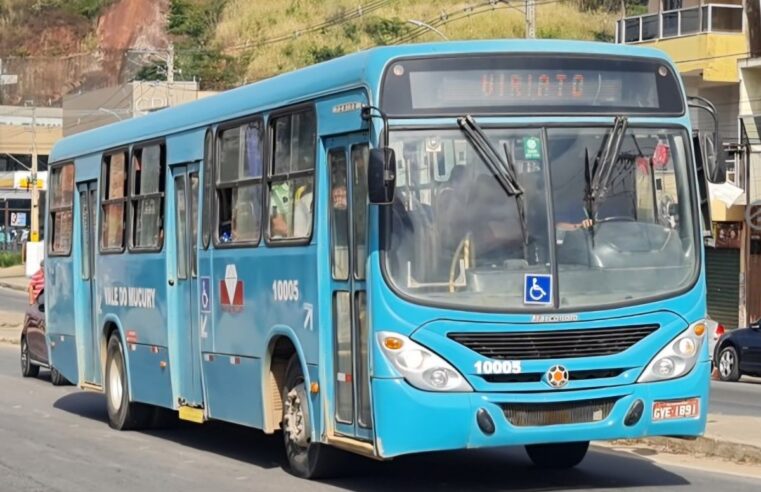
0 337 19 345
0 281 26 293
611 436 761 465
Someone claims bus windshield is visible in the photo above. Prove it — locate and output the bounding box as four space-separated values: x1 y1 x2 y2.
384 126 697 310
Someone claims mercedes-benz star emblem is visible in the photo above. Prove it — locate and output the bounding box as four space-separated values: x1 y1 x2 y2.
546 365 569 389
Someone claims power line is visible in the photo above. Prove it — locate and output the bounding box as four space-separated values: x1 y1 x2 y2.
224 0 393 53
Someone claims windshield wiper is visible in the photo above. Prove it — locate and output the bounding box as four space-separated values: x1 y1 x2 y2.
457 115 528 249
584 116 628 226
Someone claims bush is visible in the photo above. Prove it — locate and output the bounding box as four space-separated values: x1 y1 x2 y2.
307 44 345 64
363 16 410 45
0 252 22 268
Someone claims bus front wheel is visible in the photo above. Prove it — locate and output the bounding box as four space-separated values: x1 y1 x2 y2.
525 441 589 469
105 334 153 430
282 355 340 479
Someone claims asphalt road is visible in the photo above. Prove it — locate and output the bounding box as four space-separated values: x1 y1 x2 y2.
0 286 28 314
0 345 759 492
709 379 761 416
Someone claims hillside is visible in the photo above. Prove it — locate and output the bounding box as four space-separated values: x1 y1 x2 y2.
0 0 638 105
214 0 620 82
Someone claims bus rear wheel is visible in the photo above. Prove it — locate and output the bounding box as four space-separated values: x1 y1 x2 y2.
105 334 153 430
282 355 340 479
50 367 68 386
525 441 589 469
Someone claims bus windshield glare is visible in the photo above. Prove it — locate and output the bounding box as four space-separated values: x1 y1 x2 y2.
385 126 697 310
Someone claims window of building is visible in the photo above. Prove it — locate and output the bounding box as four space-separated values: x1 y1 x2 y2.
268 109 316 242
49 163 74 255
130 143 165 250
216 119 264 245
101 150 128 252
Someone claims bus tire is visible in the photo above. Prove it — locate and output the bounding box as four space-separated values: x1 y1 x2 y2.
20 337 40 378
282 355 340 479
50 367 68 386
525 441 589 469
105 334 153 430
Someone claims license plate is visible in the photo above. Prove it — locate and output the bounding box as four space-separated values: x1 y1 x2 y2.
652 398 700 421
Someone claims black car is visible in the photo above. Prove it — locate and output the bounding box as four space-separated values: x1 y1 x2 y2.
714 320 761 381
20 292 68 386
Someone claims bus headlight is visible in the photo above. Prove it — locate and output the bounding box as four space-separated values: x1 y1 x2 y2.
638 321 705 383
378 331 472 392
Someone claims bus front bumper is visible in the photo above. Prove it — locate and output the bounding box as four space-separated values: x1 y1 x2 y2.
371 360 709 459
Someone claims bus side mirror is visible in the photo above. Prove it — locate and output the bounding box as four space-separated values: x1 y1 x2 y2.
368 147 396 204
702 134 726 184
688 96 726 184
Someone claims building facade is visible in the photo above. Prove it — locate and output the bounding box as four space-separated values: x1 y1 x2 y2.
618 0 761 328
0 105 60 245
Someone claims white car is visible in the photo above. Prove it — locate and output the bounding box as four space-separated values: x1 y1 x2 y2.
706 315 725 364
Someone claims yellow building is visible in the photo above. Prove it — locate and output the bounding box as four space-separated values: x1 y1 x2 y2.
0 105 60 238
618 0 761 327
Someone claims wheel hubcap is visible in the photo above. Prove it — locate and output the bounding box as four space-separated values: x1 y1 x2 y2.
283 385 308 448
108 357 123 410
21 341 28 370
719 351 734 378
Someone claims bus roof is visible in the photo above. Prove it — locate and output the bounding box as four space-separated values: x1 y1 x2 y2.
51 39 673 162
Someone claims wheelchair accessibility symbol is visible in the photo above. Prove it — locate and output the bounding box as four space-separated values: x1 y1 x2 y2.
200 277 211 313
524 274 552 305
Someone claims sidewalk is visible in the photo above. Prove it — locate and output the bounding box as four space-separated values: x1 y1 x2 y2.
608 413 761 464
0 265 28 292
0 309 23 345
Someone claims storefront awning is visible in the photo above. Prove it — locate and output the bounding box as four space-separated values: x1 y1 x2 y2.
709 181 746 207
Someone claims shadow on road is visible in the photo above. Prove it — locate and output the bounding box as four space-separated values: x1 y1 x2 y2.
53 392 690 490
53 392 282 470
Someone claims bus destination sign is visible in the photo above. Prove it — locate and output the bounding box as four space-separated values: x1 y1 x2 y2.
380 54 684 116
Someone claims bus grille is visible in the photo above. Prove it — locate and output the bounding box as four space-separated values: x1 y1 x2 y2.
501 398 619 427
480 368 626 383
448 325 658 360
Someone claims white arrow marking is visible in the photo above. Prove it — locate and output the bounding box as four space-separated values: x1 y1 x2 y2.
200 314 209 339
303 303 313 331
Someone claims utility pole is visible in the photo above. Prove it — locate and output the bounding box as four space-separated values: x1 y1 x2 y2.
167 44 175 84
745 0 761 58
525 0 536 39
30 105 39 243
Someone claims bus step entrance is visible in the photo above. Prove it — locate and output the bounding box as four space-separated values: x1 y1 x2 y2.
178 406 205 424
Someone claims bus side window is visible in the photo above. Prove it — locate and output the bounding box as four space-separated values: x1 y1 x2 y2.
267 109 316 242
101 150 128 252
130 143 165 250
329 148 349 280
49 163 74 256
202 130 213 249
216 120 263 245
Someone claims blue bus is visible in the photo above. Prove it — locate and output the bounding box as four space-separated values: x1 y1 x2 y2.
40 40 722 478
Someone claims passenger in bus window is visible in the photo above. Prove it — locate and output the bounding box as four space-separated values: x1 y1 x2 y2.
293 182 313 238
270 182 292 238
332 181 349 246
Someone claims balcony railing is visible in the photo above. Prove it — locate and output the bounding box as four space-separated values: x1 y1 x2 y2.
616 4 744 44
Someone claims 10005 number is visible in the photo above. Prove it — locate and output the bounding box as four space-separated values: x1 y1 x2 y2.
474 360 522 375
272 280 300 302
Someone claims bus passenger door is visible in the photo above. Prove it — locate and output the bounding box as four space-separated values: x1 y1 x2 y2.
78 181 99 385
326 136 372 441
170 164 203 406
